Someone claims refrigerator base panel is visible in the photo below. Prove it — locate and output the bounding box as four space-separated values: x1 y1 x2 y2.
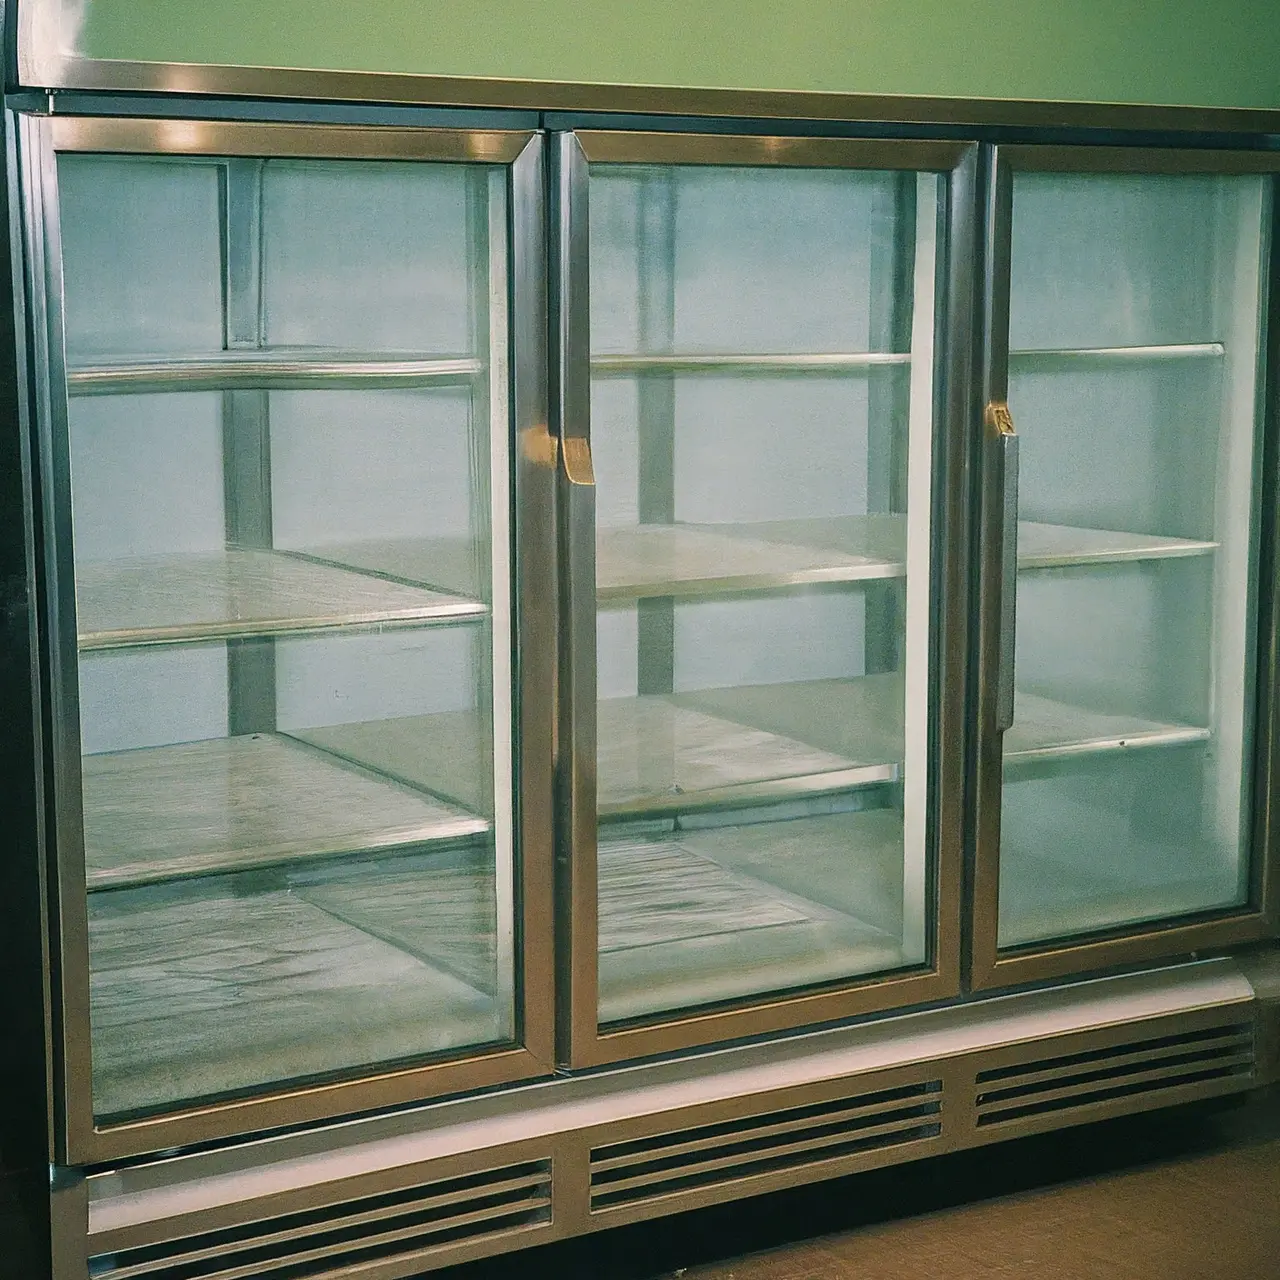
71 960 1263 1280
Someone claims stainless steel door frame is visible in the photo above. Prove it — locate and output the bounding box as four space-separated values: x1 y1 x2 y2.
969 143 1280 993
20 113 557 1165
552 129 979 1068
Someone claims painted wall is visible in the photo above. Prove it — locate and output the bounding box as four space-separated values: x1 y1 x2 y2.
55 0 1280 109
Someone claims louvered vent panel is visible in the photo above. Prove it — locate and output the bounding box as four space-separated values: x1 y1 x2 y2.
590 1079 943 1211
87 1160 552 1280
975 1022 1255 1130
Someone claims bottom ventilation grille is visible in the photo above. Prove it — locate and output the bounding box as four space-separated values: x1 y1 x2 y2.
88 1161 552 1280
590 1079 943 1211
975 1022 1255 1130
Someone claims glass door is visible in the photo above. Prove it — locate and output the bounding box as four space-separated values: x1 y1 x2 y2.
972 147 1280 988
28 117 554 1163
554 133 976 1064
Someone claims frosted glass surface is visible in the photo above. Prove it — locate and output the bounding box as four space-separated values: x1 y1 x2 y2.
261 161 476 352
1009 174 1229 350
55 150 516 1118
79 647 228 754
589 166 894 354
998 171 1266 946
275 625 482 728
270 389 476 545
69 393 225 560
588 163 939 1023
673 378 872 523
58 156 223 357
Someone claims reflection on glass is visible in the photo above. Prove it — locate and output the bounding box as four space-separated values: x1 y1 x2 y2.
59 154 514 1120
588 164 943 1024
998 172 1269 946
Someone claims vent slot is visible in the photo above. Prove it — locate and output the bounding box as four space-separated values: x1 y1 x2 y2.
88 1161 551 1280
590 1079 942 1211
975 1022 1254 1129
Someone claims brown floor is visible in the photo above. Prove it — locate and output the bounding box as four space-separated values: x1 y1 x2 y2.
439 1086 1280 1280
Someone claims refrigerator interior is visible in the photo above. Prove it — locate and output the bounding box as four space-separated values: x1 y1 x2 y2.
586 162 942 1023
998 171 1271 946
58 153 519 1119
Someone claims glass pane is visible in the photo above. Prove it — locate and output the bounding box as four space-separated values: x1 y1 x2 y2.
588 163 943 1025
58 153 514 1121
999 171 1269 946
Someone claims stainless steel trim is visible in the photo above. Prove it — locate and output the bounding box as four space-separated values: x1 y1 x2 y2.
969 145 1014 989
970 144 1280 993
934 145 981 994
1009 342 1226 362
22 111 95 1167
26 120 557 1165
591 352 909 374
576 132 972 171
509 134 558 1072
991 407 1018 733
1258 179 1280 934
999 145 1280 176
979 915 1274 988
68 353 483 394
600 764 899 821
555 135 975 1069
50 1166 89 1280
21 56 1280 135
47 115 535 162
550 131 600 1065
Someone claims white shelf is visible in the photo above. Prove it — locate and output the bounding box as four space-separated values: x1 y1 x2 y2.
1004 695 1211 764
68 350 482 395
83 733 489 891
597 693 897 816
1017 522 1217 569
597 520 904 600
77 547 486 650
293 676 1210 831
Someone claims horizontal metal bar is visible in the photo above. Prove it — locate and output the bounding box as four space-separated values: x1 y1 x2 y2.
1010 342 1226 362
976 1031 1253 1095
592 1113 938 1198
94 1174 550 1273
80 606 487 651
600 763 900 821
1004 724 1211 767
100 1196 552 1280
575 131 971 170
68 354 483 395
977 1050 1255 1114
591 352 910 375
27 59 1280 136
1000 144 1280 175
49 115 535 162
591 1094 940 1172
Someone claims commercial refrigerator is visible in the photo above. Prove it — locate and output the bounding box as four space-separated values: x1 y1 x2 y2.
1 79 1277 1280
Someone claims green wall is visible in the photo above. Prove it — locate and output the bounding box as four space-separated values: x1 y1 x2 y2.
75 0 1280 109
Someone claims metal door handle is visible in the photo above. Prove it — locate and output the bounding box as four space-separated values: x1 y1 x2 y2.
560 434 595 487
987 400 1018 732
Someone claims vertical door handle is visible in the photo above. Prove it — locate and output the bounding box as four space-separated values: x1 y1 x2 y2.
560 434 595 487
987 400 1018 732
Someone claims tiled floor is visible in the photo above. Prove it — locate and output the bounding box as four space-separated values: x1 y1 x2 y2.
437 1086 1280 1280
